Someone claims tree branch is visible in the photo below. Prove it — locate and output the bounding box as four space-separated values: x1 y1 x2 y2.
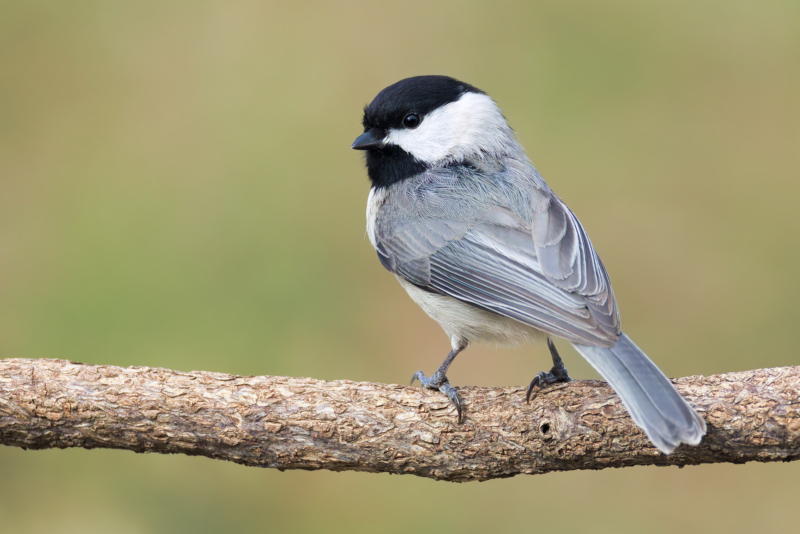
0 358 798 482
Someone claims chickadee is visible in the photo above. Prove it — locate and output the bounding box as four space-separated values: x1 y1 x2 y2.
352 75 706 454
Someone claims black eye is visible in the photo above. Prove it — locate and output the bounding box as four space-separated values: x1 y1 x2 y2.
403 113 421 128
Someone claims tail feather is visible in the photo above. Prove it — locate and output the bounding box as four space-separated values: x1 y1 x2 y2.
572 333 706 454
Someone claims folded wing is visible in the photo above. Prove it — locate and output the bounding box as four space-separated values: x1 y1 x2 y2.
374 169 620 347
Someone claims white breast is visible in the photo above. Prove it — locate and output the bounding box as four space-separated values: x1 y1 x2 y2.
366 186 387 249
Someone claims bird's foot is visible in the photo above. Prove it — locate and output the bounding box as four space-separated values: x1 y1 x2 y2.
526 339 573 403
525 368 572 402
411 370 462 422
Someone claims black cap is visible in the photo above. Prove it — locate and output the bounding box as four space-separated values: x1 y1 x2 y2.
362 75 484 131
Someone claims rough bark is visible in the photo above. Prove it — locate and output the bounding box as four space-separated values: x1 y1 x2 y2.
0 358 798 482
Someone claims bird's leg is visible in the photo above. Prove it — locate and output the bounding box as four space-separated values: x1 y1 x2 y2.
526 338 572 403
411 342 467 422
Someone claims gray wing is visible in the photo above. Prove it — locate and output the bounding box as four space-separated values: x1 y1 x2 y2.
374 168 620 347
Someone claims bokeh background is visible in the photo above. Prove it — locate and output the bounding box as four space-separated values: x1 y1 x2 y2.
1 1 799 532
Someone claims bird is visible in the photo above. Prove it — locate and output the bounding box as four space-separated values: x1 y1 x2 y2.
351 75 706 454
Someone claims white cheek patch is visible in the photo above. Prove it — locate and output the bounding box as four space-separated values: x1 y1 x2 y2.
384 92 511 165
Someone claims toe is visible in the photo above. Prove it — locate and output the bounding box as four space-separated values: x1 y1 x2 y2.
526 379 536 403
410 371 425 386
439 383 462 422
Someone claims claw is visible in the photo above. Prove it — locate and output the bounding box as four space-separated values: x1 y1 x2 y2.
410 371 424 386
526 372 545 403
526 339 573 403
439 382 462 422
410 369 463 422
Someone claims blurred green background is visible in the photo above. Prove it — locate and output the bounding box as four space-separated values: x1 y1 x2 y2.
1 0 799 532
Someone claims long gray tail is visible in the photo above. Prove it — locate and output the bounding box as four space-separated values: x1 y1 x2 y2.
572 333 706 454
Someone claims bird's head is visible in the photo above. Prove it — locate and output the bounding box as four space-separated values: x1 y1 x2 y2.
353 76 516 187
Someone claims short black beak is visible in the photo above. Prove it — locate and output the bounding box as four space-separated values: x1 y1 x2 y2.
351 128 384 150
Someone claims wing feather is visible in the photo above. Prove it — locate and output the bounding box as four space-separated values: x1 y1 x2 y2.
373 166 620 346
